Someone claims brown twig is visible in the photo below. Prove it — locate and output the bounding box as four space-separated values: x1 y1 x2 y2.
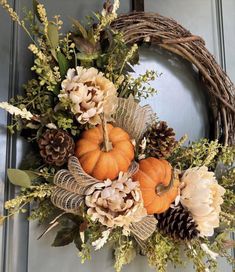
112 12 235 145
160 35 204 45
162 43 235 113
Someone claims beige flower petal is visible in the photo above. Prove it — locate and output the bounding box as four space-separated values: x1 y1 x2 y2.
85 172 146 228
181 166 225 237
60 66 117 125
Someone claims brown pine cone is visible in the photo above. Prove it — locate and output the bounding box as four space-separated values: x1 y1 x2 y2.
38 130 75 166
155 204 199 240
144 121 177 159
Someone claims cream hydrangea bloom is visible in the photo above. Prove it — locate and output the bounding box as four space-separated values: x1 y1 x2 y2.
180 166 225 237
59 66 117 125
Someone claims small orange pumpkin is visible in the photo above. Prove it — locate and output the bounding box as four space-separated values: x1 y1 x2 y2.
75 124 134 180
133 157 179 214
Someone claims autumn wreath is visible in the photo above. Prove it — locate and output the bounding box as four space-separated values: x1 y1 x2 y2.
0 1 234 271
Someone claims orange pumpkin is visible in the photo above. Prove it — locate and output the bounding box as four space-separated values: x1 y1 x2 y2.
75 124 134 180
133 157 179 214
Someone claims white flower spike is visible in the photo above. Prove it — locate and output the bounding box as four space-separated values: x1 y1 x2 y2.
201 243 219 260
0 102 33 120
92 229 111 250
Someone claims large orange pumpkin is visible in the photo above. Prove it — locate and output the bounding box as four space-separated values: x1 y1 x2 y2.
75 124 134 180
133 157 179 214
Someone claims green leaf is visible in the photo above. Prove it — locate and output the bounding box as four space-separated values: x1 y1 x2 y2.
87 28 96 46
77 52 99 61
47 22 59 49
57 51 69 79
24 170 39 181
50 48 58 62
101 33 114 53
20 151 42 169
7 169 32 188
33 0 43 23
71 18 88 39
66 214 84 225
74 231 83 251
52 228 75 247
123 64 135 73
129 50 139 66
52 83 60 95
73 36 96 54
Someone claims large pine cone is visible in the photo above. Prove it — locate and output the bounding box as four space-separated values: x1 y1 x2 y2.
144 121 176 159
155 204 199 240
38 130 75 166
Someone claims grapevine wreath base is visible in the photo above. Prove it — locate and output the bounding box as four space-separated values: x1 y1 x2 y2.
113 12 235 146
0 1 234 272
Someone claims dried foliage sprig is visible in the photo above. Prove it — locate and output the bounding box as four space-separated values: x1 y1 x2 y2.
0 184 53 224
169 138 235 170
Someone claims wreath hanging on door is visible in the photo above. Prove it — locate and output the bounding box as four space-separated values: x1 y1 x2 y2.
0 0 234 271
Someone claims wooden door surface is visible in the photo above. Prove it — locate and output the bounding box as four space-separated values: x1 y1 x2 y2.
0 0 234 271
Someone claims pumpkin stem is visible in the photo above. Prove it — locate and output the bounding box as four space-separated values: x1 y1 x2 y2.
100 113 112 152
156 169 175 195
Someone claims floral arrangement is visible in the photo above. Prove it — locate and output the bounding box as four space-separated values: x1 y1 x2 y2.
0 1 234 271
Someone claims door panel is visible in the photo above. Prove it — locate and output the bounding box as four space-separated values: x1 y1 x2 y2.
145 0 220 59
222 0 235 82
141 0 220 143
0 3 12 270
137 46 210 142
0 0 33 271
0 0 233 271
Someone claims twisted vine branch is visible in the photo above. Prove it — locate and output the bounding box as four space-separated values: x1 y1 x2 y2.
113 12 235 145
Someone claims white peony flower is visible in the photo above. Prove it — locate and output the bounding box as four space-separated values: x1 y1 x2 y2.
60 66 118 125
180 166 225 237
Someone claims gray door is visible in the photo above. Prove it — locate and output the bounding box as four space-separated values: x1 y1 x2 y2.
0 0 233 271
